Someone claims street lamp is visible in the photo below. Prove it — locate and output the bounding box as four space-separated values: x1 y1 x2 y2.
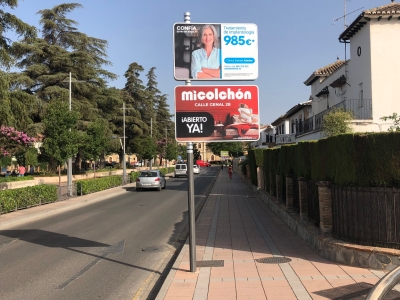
63 72 98 197
120 102 136 184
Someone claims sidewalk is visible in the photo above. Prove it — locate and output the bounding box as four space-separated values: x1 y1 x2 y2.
156 170 398 300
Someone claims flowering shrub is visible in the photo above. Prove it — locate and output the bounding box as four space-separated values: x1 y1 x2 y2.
0 126 36 156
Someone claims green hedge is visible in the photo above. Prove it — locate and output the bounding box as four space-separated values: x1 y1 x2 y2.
77 167 176 196
247 150 257 185
0 176 35 183
259 132 400 188
0 185 58 214
76 176 122 195
129 167 175 183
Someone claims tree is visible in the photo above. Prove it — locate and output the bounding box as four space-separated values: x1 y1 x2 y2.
42 100 81 185
0 0 36 69
0 125 35 169
165 142 178 162
0 125 35 155
206 142 245 158
322 108 353 138
11 3 115 128
82 119 110 177
140 136 157 161
381 113 400 132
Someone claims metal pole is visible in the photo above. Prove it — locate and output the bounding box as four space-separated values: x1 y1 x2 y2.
67 72 73 196
184 11 196 272
165 128 168 168
187 141 196 272
150 118 153 170
123 102 126 184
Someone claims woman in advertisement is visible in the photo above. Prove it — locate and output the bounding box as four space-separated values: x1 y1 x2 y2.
191 24 221 79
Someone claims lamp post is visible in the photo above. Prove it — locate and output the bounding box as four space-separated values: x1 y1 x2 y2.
63 72 98 197
120 103 136 184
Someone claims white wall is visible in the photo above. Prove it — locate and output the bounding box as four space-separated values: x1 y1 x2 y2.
370 19 400 121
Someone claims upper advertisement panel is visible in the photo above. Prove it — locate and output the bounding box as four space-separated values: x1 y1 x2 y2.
173 23 258 81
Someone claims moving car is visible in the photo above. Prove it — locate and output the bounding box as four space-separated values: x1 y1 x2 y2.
132 161 144 167
196 160 211 167
193 165 200 174
136 170 166 191
174 164 187 178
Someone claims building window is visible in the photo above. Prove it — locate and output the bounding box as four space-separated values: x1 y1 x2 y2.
198 143 201 149
359 83 363 108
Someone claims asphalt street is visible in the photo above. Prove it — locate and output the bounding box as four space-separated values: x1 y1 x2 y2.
0 166 219 300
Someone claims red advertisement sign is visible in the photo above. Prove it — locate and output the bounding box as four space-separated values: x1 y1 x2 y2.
175 85 260 142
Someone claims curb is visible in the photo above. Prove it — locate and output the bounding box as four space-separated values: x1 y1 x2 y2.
154 169 220 300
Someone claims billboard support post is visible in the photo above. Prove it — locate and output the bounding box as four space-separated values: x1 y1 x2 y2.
184 12 196 273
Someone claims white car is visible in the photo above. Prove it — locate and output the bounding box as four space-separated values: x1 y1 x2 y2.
193 165 200 174
174 164 187 178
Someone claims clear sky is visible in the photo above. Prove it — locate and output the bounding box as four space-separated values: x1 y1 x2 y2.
7 0 390 125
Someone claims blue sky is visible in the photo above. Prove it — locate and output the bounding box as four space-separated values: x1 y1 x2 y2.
7 0 389 125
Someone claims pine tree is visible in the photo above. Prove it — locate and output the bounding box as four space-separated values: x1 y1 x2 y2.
0 0 36 69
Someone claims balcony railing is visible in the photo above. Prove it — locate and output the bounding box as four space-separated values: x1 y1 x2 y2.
314 99 372 131
276 133 296 144
296 118 314 136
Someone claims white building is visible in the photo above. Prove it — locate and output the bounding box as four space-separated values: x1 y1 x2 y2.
271 100 312 145
297 1 400 141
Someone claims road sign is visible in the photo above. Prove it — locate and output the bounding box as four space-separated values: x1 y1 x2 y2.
173 23 258 81
175 85 260 142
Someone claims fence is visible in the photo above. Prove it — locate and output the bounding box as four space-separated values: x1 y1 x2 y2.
314 99 373 131
307 180 319 227
332 185 400 249
57 183 77 201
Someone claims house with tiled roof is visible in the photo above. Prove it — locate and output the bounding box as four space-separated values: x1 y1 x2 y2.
298 0 400 140
270 100 312 146
251 124 275 148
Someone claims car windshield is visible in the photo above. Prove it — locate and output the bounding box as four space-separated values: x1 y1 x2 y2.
176 165 186 170
140 172 158 177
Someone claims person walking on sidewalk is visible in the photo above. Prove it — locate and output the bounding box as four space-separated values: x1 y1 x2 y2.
228 165 233 179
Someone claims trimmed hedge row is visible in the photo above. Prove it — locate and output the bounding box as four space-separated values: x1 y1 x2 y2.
76 176 122 195
0 185 58 214
251 132 400 188
0 175 35 183
76 167 176 196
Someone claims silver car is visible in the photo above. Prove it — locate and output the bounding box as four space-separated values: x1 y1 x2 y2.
136 170 166 191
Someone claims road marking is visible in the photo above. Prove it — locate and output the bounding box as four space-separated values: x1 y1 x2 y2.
0 239 15 251
57 240 125 289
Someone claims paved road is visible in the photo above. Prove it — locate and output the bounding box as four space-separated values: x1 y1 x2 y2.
0 166 219 300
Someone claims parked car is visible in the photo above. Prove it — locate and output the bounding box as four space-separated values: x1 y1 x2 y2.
136 170 166 191
132 161 144 167
196 160 211 167
174 164 187 178
105 161 118 168
193 165 200 174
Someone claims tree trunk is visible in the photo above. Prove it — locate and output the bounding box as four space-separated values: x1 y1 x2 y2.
74 150 83 172
58 165 61 189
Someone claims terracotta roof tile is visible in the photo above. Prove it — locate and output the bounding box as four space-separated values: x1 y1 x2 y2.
304 60 346 86
340 2 400 41
364 3 400 15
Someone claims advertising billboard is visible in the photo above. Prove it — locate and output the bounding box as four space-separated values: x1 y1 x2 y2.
175 85 260 142
220 151 229 159
173 23 258 81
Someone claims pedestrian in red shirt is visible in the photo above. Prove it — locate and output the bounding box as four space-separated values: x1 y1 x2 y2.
228 166 233 179
18 165 26 177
